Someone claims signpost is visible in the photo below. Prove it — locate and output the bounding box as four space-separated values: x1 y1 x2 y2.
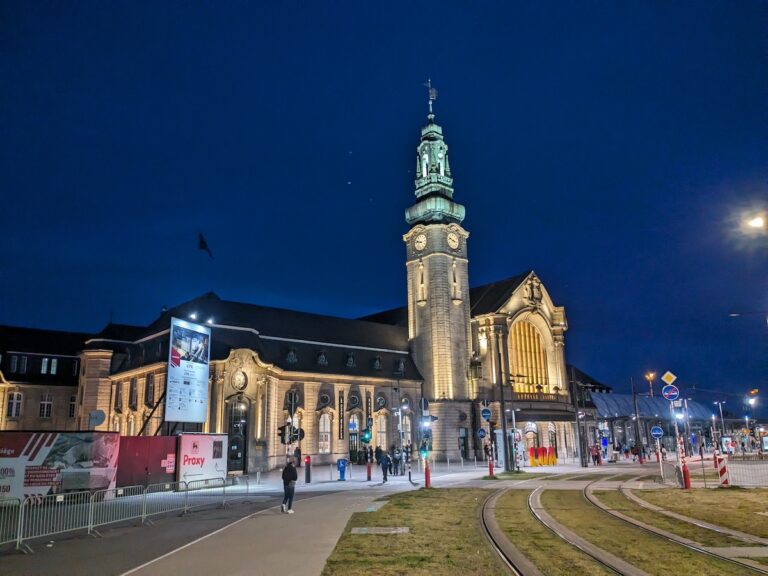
660 371 690 489
477 428 487 439
651 425 664 477
481 407 492 421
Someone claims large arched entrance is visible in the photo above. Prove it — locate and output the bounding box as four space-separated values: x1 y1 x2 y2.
225 394 250 473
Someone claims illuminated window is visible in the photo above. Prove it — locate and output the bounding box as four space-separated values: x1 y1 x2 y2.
41 358 49 374
319 413 331 454
509 322 550 393
144 374 155 406
50 358 57 375
114 382 123 413
39 393 53 418
376 414 387 448
129 378 138 410
20 356 27 374
6 392 22 418
10 356 18 372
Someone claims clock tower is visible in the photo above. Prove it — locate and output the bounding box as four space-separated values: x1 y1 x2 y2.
404 92 473 459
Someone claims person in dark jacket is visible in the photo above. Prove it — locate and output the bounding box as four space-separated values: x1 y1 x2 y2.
281 459 298 514
380 452 391 483
374 445 382 465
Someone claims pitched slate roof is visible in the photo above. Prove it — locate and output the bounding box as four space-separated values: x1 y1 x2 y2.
567 365 613 393
0 325 90 356
360 272 533 325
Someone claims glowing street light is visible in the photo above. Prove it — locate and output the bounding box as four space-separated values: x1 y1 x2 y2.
747 216 765 229
645 372 656 397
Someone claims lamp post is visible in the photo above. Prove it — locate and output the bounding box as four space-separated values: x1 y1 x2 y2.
714 401 726 437
645 372 656 398
495 330 511 472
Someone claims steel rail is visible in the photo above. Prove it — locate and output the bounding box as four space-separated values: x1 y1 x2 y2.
584 477 768 575
479 489 525 575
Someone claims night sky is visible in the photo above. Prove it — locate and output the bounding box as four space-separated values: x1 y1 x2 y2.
1 2 766 415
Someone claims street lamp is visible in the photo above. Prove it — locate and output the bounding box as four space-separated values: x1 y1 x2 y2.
714 401 726 436
645 372 656 398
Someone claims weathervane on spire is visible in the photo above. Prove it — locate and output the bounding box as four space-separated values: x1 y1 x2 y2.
424 78 438 118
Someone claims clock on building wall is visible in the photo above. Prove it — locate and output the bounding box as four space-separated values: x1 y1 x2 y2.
231 371 248 391
318 393 331 407
375 395 387 410
414 234 427 251
447 232 460 250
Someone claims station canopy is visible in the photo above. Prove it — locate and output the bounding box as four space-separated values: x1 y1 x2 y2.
590 393 712 421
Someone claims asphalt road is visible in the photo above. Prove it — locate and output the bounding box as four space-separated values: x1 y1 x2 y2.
1 493 329 576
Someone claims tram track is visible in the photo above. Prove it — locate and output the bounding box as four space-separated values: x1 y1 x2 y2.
583 476 768 575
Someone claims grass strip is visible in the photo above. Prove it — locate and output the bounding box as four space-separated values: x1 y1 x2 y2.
494 471 553 480
495 490 613 576
541 490 747 576
322 488 505 576
636 488 768 539
594 490 751 547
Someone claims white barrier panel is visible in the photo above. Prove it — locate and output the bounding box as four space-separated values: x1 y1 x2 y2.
19 490 91 548
185 478 225 511
660 461 682 487
727 461 768 487
0 498 21 546
144 481 187 519
89 485 145 533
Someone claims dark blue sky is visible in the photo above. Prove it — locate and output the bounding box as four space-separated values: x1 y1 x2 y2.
1 2 766 414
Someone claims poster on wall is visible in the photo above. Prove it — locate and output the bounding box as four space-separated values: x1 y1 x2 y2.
0 432 120 499
165 317 211 423
176 434 228 483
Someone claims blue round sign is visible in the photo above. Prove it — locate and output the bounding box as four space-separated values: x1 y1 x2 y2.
477 428 487 439
661 384 680 401
481 407 492 421
650 426 664 439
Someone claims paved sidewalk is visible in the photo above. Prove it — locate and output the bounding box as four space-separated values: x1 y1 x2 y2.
124 490 381 576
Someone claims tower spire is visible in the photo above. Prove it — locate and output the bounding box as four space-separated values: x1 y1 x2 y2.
424 78 437 121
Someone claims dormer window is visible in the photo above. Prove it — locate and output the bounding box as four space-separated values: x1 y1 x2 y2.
286 348 298 365
372 356 382 371
317 350 328 366
395 358 405 376
345 353 356 368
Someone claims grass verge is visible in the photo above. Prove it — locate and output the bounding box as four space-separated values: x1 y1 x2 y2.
635 488 768 539
541 490 747 576
593 490 750 547
495 490 613 576
494 471 552 480
321 488 505 576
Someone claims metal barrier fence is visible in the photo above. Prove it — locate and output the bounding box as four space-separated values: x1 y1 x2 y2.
0 499 21 547
4 476 257 552
727 460 768 487
659 461 683 487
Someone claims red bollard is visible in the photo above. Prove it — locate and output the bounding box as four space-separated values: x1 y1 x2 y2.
425 462 431 488
682 463 691 489
655 450 660 463
488 458 494 479
366 461 371 482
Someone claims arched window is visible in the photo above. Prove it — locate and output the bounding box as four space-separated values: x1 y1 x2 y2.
510 322 550 393
402 414 412 446
376 414 387 449
318 413 331 454
6 392 22 418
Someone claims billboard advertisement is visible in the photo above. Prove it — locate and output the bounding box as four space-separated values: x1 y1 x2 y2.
165 317 211 423
176 434 228 483
0 432 120 499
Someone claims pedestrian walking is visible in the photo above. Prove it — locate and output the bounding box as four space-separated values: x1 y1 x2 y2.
380 451 391 483
294 445 302 467
281 459 298 514
374 445 382 465
393 448 402 475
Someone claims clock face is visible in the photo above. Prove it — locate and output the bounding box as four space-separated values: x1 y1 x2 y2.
414 234 427 251
447 232 460 250
232 371 248 391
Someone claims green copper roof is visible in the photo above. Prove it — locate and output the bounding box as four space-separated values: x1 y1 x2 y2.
405 111 465 226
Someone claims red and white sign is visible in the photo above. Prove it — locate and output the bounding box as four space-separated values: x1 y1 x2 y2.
0 432 120 499
176 434 227 483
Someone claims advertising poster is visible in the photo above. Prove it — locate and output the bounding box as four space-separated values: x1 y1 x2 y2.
165 317 211 423
176 434 228 483
0 432 120 499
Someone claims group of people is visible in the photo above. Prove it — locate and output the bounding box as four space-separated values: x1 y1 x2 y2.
374 444 412 483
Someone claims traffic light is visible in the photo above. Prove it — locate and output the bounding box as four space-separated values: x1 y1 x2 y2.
361 428 372 443
430 415 438 423
419 439 429 459
278 425 288 445
289 427 305 443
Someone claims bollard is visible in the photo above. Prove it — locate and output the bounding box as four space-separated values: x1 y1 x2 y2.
425 461 431 489
366 461 372 481
304 456 311 484
488 458 494 479
447 457 450 472
682 462 691 489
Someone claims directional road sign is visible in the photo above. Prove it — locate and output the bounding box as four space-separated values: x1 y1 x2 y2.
481 407 492 421
650 426 664 439
477 428 487 439
661 384 680 401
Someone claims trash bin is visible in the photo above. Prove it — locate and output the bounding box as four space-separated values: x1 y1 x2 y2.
337 458 348 481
